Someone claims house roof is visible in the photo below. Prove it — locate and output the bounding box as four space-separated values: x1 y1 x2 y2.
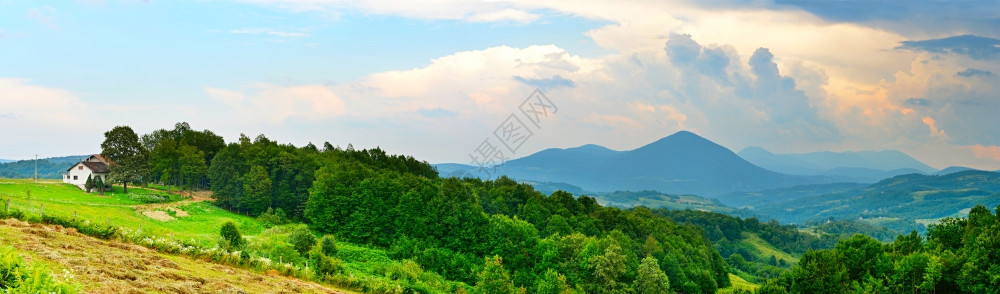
65 154 111 173
82 161 110 173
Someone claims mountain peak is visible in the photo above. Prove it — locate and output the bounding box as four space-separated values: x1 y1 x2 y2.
638 130 716 150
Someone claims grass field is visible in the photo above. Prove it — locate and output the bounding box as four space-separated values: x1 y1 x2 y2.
717 273 760 293
0 179 469 293
0 179 263 247
742 232 799 264
0 218 347 293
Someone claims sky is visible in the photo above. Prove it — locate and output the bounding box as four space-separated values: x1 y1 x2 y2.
1 0 999 171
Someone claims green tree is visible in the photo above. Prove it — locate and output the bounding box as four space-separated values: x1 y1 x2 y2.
242 165 272 216
288 225 317 256
101 125 148 193
84 174 94 193
178 144 207 194
589 244 628 294
208 143 246 210
789 249 848 294
636 256 670 294
476 255 518 294
536 268 572 294
320 235 338 256
95 177 105 196
219 221 244 251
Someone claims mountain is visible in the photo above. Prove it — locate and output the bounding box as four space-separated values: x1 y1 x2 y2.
0 155 89 179
753 170 1000 231
436 131 839 196
0 159 14 164
737 147 937 182
936 166 978 175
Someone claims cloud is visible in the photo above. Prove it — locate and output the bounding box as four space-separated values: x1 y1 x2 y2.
27 6 59 31
898 35 1000 60
0 78 103 157
968 145 1000 161
205 84 345 123
230 28 310 38
956 68 995 78
922 116 948 140
513 75 575 89
772 0 1000 36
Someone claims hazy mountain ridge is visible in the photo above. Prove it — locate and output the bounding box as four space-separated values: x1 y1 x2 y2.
737 146 938 182
0 155 90 179
753 170 1000 231
436 131 842 196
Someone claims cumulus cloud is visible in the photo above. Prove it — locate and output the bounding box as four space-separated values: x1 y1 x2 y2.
513 75 575 89
968 145 1000 161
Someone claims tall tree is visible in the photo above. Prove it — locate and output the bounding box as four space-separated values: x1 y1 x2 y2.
243 165 272 215
101 125 148 193
178 144 207 195
636 256 670 294
208 143 246 210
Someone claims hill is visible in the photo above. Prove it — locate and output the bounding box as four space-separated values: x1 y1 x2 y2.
436 131 839 196
738 147 937 182
936 166 978 175
752 170 1000 231
0 218 345 293
0 155 89 179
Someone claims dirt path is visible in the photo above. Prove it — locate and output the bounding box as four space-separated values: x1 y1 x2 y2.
0 218 351 294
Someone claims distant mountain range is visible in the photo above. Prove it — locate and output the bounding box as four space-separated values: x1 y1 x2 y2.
737 147 942 183
436 131 840 196
0 155 89 179
0 159 14 164
750 170 1000 231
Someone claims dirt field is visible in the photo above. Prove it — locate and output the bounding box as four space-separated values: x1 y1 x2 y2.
0 218 351 294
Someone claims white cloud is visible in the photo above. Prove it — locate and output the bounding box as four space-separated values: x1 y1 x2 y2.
0 78 101 158
27 6 59 31
205 84 346 124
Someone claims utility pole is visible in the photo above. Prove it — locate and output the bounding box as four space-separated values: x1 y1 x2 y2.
34 154 38 183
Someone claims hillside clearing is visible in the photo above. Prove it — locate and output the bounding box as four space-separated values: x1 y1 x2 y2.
0 218 350 294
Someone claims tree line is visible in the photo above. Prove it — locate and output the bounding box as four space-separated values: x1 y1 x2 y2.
96 123 730 293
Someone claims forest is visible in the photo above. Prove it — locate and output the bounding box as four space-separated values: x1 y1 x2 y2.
90 122 1000 293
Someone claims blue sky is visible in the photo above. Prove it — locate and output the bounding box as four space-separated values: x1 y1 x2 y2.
2 0 999 171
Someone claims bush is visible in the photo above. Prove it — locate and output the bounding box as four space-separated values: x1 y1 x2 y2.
320 235 338 256
220 221 245 251
257 207 289 228
288 226 317 256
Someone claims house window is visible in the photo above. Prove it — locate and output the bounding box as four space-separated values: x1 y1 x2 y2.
78 166 83 170
73 175 78 180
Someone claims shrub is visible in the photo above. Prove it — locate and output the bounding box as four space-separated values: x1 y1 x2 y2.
288 226 317 256
320 235 338 256
257 207 289 228
219 221 245 251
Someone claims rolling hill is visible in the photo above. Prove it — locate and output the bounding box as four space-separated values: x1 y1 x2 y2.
737 147 937 183
436 131 839 196
751 170 1000 231
0 155 89 179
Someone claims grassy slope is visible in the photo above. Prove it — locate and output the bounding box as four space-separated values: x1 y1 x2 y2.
0 179 353 292
0 179 263 247
717 273 760 293
742 232 799 264
0 218 348 293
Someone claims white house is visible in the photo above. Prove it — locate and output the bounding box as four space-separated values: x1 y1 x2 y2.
63 154 110 190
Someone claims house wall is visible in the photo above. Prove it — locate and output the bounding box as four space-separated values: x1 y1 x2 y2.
63 163 108 187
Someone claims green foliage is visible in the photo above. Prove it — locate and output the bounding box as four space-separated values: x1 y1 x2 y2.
475 255 519 294
288 225 317 256
636 256 670 294
219 221 245 251
242 165 272 216
788 249 848 294
101 125 149 192
257 207 288 228
320 235 338 256
84 175 94 193
535 268 572 294
0 246 76 293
